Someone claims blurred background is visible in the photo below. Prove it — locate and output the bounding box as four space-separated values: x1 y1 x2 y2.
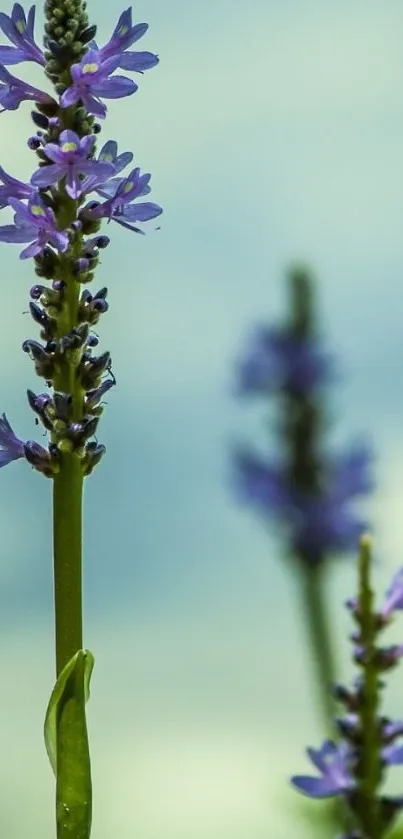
1 0 403 836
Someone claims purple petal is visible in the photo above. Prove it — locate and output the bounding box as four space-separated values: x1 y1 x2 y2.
0 45 27 63
118 50 159 72
111 8 133 39
98 139 117 161
20 239 43 258
26 4 35 39
120 201 162 221
0 223 34 242
0 11 19 46
60 86 80 108
65 167 80 199
91 76 137 98
114 151 133 173
291 775 340 798
31 163 64 187
79 134 95 156
79 90 107 118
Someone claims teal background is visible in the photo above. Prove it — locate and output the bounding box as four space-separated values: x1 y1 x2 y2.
1 1 403 836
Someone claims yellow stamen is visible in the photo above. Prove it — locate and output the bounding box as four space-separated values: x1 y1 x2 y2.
31 205 45 217
82 63 99 74
61 142 78 153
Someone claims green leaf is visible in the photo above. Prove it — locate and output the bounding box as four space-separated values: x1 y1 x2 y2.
44 649 95 839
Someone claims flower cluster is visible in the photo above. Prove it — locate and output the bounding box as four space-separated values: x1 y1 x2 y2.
0 2 162 476
233 268 372 565
291 549 403 837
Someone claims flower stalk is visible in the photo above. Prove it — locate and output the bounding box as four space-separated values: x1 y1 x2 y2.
0 1 162 836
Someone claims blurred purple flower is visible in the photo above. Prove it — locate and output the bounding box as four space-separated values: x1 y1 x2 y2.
92 7 159 72
59 48 137 118
0 63 55 110
0 413 25 466
31 129 115 199
234 443 372 562
0 3 45 65
235 326 335 397
291 740 354 799
0 192 69 258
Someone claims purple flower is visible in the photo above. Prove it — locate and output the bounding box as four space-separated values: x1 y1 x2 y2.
81 139 133 195
0 164 32 208
0 3 45 65
0 192 69 258
234 443 372 563
59 48 137 118
0 412 25 466
0 63 54 110
291 740 354 799
30 129 115 199
82 166 162 232
381 568 403 618
92 7 159 72
235 326 335 397
290 493 367 562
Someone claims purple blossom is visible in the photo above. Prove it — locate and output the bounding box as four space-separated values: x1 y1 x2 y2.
0 192 69 258
291 741 354 799
92 7 159 72
82 166 162 232
235 326 335 397
234 444 372 563
381 568 403 618
0 164 32 208
81 139 133 195
59 48 137 118
0 3 44 65
0 413 25 466
0 62 54 110
30 129 115 199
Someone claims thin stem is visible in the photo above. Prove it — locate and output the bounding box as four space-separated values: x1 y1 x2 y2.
355 536 382 839
53 455 83 675
299 562 337 734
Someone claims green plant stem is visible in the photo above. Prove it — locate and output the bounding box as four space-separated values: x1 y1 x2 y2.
356 537 382 839
53 456 84 675
298 561 351 835
299 562 337 735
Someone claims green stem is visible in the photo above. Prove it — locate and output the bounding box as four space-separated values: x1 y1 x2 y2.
299 561 351 835
355 536 382 839
53 455 84 675
299 562 337 735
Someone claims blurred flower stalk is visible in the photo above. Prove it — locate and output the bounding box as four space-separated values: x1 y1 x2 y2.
0 2 161 836
233 267 373 733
